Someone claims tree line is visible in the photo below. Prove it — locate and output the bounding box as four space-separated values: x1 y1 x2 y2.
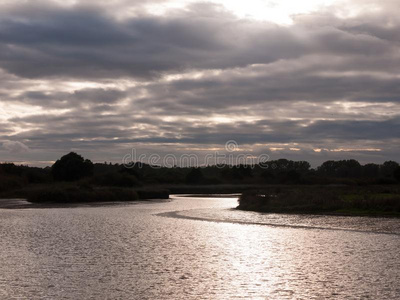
1 152 400 193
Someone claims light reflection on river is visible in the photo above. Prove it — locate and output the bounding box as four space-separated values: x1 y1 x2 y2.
0 195 399 299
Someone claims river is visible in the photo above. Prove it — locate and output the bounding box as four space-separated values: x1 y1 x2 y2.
0 195 399 299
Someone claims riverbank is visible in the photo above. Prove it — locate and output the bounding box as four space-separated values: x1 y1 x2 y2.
237 185 400 217
0 197 173 209
160 184 270 195
2 183 400 217
0 184 170 206
0 183 268 204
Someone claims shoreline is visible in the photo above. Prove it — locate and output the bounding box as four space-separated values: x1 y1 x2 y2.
2 184 400 218
0 198 171 210
235 206 400 218
2 193 400 219
237 185 400 218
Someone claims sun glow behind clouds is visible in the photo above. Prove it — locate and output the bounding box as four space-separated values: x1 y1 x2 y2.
214 0 338 23
146 0 338 24
12 0 342 24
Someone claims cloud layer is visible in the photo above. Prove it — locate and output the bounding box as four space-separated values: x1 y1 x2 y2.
0 0 399 166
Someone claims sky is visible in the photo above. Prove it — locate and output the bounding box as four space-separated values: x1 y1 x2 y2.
0 0 399 167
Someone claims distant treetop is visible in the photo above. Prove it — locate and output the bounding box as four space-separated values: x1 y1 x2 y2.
51 152 93 182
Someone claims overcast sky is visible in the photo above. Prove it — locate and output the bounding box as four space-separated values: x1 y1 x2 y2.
0 0 399 166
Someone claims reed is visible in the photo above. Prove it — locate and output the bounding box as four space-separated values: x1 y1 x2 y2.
237 185 400 216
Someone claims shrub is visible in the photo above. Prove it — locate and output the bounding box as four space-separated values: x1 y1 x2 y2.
0 174 26 193
93 172 139 187
27 186 139 203
52 152 93 182
237 186 400 215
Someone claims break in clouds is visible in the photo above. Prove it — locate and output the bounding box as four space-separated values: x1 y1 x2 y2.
0 0 399 166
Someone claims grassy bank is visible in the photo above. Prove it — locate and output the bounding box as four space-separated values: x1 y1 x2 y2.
237 185 400 217
0 184 170 204
136 188 170 200
28 186 139 203
1 182 265 204
162 184 269 195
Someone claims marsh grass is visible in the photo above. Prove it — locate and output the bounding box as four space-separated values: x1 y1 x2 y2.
237 185 400 216
27 185 140 203
136 189 170 200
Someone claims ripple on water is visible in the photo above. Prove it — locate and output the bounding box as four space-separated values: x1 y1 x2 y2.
0 195 399 299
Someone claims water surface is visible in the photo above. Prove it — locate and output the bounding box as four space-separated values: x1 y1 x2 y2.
1 195 399 299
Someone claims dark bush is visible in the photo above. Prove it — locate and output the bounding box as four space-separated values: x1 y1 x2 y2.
27 186 139 203
185 168 204 184
52 152 93 182
394 167 400 182
238 186 400 215
93 172 139 187
0 174 26 193
136 189 170 200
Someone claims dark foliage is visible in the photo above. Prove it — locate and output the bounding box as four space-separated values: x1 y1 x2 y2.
0 163 51 192
1 154 400 200
185 167 204 184
238 186 400 215
318 159 362 178
380 161 400 178
394 167 400 182
27 186 139 203
136 189 170 200
92 172 139 187
52 152 94 182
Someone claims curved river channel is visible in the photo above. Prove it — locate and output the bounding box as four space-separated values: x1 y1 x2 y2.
1 195 400 299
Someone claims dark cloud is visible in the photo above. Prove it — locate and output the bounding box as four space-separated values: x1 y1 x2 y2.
303 118 400 141
1 0 400 165
2 1 395 79
131 65 400 113
1 140 30 153
7 106 400 147
15 88 127 108
0 122 12 134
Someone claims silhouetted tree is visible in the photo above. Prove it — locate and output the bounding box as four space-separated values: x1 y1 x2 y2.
232 165 253 180
261 170 275 183
286 170 301 183
293 161 311 173
317 160 337 176
52 152 93 181
337 159 362 178
93 172 139 187
0 163 23 176
362 163 380 178
318 160 361 178
394 167 400 182
380 161 400 178
185 167 204 184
